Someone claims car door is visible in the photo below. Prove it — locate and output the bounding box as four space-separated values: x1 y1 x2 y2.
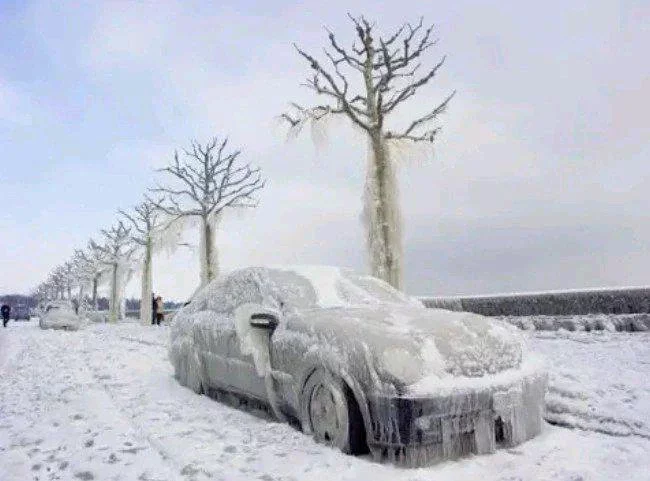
228 313 272 399
212 273 270 400
194 310 236 391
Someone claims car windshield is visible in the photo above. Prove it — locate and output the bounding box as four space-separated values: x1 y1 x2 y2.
341 272 413 306
268 267 413 309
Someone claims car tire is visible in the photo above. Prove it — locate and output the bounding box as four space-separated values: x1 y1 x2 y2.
301 369 366 455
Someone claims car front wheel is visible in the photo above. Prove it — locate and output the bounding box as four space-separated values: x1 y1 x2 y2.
301 369 366 454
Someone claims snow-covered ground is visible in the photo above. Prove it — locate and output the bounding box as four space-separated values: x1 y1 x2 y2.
1 319 648 481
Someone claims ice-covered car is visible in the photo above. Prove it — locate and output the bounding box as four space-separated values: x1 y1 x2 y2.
170 266 547 466
39 301 82 331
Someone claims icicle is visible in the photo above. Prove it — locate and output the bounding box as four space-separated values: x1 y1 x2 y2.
153 214 190 257
362 138 404 290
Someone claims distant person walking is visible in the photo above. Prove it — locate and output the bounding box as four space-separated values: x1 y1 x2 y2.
1 304 10 328
155 296 164 325
151 293 157 325
71 298 79 315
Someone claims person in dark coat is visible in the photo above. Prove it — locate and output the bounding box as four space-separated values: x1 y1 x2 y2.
151 293 157 325
155 296 164 325
71 298 79 315
1 304 10 328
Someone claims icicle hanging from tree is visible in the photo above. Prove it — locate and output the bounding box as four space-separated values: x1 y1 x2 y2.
362 138 404 289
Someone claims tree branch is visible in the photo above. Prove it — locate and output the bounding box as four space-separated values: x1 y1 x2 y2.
151 137 266 222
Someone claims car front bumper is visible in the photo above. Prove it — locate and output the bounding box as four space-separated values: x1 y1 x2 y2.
365 364 547 466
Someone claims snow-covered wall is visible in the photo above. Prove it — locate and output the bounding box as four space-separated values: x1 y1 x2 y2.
421 286 650 316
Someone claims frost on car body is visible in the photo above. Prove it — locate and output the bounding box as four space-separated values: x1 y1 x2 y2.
169 266 547 466
39 301 82 331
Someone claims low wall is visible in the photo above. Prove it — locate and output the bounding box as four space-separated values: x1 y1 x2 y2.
420 287 650 316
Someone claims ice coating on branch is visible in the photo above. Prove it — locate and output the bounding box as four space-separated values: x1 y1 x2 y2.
386 137 436 165
151 214 188 257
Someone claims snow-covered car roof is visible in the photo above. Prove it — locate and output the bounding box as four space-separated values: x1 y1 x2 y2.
192 265 420 311
274 265 417 307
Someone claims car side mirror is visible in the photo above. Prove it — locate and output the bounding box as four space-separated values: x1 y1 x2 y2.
250 312 279 330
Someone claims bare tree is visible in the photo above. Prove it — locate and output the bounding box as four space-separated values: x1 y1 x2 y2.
71 248 101 311
82 241 109 310
43 276 57 300
282 15 455 290
33 279 56 305
61 261 76 300
49 266 67 300
151 137 265 288
91 221 137 323
119 198 166 325
32 282 51 307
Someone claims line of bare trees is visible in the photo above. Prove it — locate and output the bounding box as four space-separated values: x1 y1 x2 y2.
32 15 453 320
34 137 264 324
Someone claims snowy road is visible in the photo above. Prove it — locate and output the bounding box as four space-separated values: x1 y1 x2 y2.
1 320 648 481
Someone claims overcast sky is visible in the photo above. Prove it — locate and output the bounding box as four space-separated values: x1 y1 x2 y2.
1 0 648 299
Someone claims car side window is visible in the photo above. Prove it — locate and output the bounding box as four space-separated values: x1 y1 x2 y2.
206 273 264 314
266 270 318 309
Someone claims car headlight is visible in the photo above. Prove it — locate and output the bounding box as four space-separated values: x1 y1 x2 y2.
381 347 424 385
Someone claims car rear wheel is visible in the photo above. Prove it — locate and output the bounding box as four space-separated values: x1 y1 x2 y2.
301 370 366 454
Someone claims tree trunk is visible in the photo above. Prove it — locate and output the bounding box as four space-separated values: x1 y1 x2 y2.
109 263 119 323
140 238 153 325
199 215 219 287
78 285 85 312
363 134 403 290
92 274 99 310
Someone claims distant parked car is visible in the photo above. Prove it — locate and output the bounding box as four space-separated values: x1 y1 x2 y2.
170 266 547 466
12 304 31 321
39 301 82 331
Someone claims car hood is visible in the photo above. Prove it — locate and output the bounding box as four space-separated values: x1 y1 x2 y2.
290 305 523 382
